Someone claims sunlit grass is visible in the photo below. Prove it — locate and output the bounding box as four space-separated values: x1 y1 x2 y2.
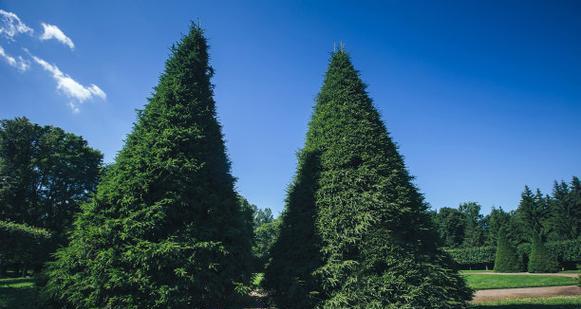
0 277 39 309
464 274 577 290
471 295 581 308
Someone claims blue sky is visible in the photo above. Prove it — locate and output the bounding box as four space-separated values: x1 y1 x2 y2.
1 1 580 215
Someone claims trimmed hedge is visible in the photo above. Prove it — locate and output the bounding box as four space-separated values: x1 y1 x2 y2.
446 239 581 269
0 220 52 250
446 246 495 267
0 220 53 272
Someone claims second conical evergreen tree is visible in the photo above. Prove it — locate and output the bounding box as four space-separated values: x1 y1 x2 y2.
42 25 252 308
265 50 472 308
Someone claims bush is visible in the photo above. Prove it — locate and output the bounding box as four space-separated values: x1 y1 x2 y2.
494 228 522 272
0 220 52 274
447 239 581 270
528 236 559 273
0 220 52 242
445 246 495 268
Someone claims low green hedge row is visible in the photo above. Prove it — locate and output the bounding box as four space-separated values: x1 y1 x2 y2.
0 220 52 242
517 239 581 264
445 239 581 268
0 220 53 270
446 246 495 266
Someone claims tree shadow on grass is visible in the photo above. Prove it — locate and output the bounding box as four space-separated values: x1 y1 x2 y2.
0 280 39 309
0 277 33 286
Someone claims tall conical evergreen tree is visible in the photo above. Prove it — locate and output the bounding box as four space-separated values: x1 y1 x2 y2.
265 50 472 308
42 25 252 308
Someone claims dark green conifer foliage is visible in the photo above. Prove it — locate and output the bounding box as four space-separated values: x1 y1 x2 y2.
517 186 559 273
43 25 252 308
493 227 521 272
528 235 559 273
266 50 472 308
264 150 323 308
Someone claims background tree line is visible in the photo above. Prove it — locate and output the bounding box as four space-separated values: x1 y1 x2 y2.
433 179 580 249
0 117 102 276
433 178 580 272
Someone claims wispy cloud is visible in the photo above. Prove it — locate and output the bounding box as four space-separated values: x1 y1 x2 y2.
31 55 106 113
0 45 29 71
0 9 33 40
40 23 74 49
1 9 104 113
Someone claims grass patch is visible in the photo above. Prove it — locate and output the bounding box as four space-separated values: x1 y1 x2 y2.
464 274 578 290
471 295 581 308
0 277 40 309
560 269 581 273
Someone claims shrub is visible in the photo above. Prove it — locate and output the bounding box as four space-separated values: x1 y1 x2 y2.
0 220 52 273
445 246 495 268
447 239 581 269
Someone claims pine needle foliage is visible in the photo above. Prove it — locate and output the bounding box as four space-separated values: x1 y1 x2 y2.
493 227 521 272
42 24 252 309
528 235 559 273
264 150 324 308
266 50 472 309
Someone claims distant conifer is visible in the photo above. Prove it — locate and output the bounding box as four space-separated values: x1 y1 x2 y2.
528 235 559 273
494 227 521 272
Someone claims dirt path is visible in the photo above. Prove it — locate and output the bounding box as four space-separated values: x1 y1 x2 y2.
473 285 581 302
468 272 579 278
245 283 581 306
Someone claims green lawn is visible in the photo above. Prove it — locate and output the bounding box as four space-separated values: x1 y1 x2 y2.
464 274 578 290
0 277 39 309
2 275 580 308
471 296 581 308
561 269 581 273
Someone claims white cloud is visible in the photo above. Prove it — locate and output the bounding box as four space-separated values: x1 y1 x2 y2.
0 45 29 71
0 9 33 40
1 10 103 113
31 55 106 113
40 23 74 49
